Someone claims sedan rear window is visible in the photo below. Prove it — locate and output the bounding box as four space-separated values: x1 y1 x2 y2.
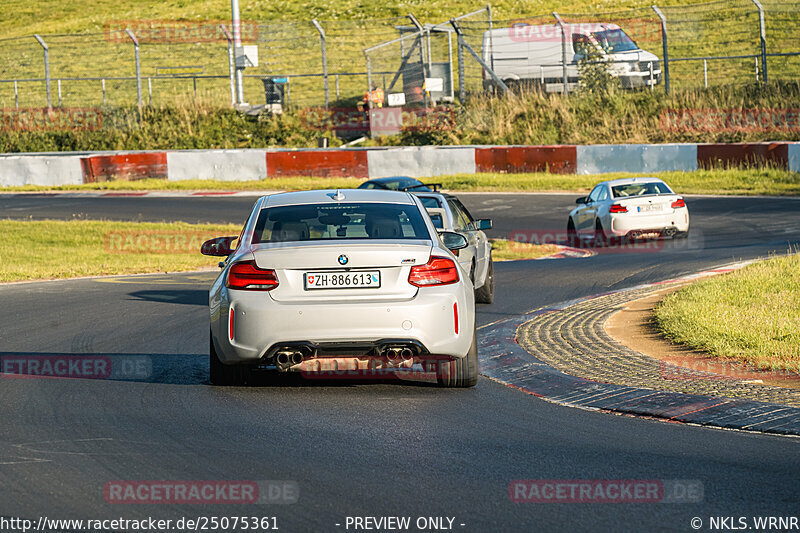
612 182 673 198
252 202 430 243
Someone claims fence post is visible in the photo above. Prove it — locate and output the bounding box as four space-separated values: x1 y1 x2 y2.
487 4 495 74
408 14 428 108
553 12 568 95
14 80 19 108
219 24 236 106
447 30 455 101
651 5 670 95
450 19 509 95
33 34 50 109
125 28 142 107
231 0 245 105
365 52 373 110
751 0 768 83
457 29 466 102
102 79 106 104
57 79 62 107
312 20 329 109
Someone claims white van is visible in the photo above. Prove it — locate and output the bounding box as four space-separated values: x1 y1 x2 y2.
482 23 661 92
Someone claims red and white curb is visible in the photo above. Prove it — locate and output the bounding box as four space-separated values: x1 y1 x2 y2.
479 259 800 436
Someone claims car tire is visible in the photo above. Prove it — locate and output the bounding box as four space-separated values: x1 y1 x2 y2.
209 332 249 386
567 218 578 247
436 325 478 388
474 256 494 304
674 230 689 239
594 219 606 247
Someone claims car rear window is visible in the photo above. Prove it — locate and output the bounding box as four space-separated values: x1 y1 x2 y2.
251 202 431 243
418 197 442 209
612 182 673 198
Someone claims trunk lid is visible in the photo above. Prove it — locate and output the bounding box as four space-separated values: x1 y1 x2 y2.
252 240 432 302
617 194 680 215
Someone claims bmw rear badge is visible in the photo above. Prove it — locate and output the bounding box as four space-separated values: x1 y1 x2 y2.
338 254 349 265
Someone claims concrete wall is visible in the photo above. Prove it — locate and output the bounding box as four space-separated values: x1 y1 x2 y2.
366 147 476 178
1 143 797 187
168 150 267 181
0 154 83 187
790 143 800 172
576 144 698 175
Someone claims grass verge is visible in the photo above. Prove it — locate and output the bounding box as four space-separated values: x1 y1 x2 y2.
0 220 555 282
0 220 238 282
490 239 561 261
654 253 800 372
4 168 799 196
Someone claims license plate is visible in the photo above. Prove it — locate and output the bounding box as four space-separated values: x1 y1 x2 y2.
304 271 381 290
637 204 662 213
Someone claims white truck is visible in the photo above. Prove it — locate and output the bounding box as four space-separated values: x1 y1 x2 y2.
482 23 661 92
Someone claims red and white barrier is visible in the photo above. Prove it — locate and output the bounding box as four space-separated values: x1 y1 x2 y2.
0 142 797 187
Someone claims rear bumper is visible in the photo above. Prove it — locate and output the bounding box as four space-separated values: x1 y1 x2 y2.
608 210 689 236
211 285 474 364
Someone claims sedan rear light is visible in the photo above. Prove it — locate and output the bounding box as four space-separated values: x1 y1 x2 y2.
609 204 628 213
671 198 686 208
226 260 279 291
408 256 459 287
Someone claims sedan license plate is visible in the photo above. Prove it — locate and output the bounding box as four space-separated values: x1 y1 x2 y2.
304 271 381 290
637 204 663 213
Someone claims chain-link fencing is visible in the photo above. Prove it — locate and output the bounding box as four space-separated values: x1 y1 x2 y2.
0 2 797 111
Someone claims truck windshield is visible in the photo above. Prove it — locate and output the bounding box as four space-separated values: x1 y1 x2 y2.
592 29 638 53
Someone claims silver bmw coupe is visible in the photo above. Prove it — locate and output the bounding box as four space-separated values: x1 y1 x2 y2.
201 189 478 387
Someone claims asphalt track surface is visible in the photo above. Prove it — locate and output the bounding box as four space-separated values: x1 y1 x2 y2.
1 193 800 532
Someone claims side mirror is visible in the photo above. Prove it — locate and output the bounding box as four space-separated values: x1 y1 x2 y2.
576 196 588 204
475 219 492 231
201 236 238 257
440 231 468 251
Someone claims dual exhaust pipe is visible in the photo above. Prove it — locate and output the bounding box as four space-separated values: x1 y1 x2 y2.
381 347 415 362
275 350 304 369
273 344 418 369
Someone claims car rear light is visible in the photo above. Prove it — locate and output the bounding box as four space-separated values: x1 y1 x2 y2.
671 198 686 208
229 305 235 342
609 204 628 213
453 302 459 334
226 260 279 290
408 256 459 287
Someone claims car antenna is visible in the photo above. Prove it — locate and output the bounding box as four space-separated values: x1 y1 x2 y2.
332 189 345 201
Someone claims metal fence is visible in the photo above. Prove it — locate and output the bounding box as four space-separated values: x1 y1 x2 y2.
454 0 800 98
0 1 797 111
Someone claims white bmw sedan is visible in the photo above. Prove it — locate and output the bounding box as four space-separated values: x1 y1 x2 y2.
201 189 478 387
568 177 690 245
